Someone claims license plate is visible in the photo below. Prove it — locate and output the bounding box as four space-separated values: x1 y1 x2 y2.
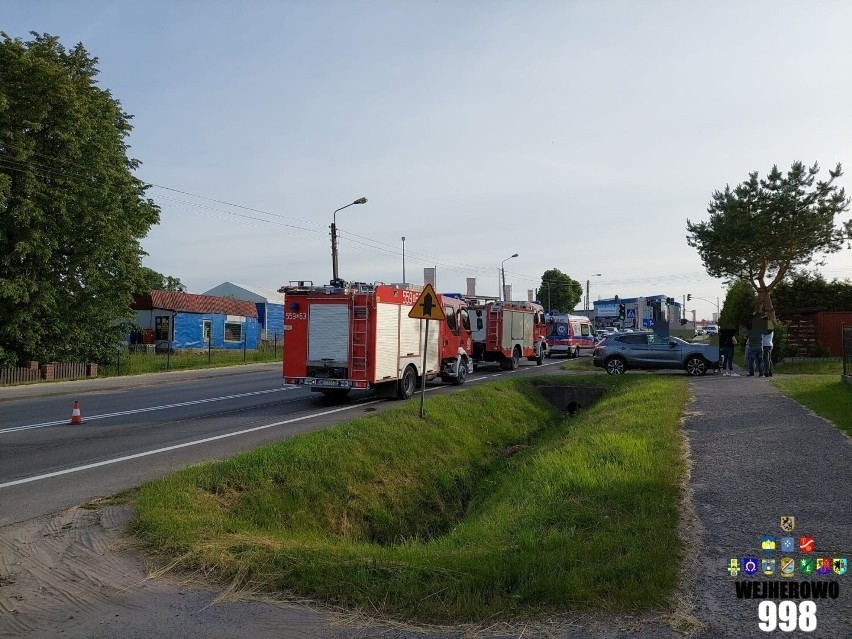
312 379 350 388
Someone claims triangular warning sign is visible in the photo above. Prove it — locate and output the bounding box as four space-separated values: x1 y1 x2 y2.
408 284 446 321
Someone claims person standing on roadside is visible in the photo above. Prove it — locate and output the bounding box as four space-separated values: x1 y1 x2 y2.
762 328 774 377
747 318 766 377
720 330 738 376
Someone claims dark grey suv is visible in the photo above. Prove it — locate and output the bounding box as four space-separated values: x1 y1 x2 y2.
592 332 720 376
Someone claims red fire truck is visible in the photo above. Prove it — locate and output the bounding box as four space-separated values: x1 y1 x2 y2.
465 299 549 370
281 281 473 399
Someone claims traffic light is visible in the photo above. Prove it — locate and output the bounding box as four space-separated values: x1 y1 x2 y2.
618 304 626 320
687 294 692 301
666 297 675 305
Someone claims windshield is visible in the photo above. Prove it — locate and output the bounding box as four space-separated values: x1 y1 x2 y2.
548 322 568 338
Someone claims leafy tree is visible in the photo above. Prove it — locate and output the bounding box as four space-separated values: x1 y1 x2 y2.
686 162 851 322
537 268 582 313
719 279 756 330
0 32 160 366
772 270 852 312
136 266 186 293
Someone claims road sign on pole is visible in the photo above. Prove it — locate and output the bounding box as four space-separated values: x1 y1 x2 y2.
408 284 445 321
408 284 445 417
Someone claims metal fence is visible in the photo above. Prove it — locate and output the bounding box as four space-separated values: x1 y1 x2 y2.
843 326 851 378
108 334 281 377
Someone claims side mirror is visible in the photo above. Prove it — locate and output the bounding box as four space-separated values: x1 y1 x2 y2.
669 341 677 347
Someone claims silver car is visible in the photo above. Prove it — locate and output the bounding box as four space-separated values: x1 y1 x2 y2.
593 332 720 376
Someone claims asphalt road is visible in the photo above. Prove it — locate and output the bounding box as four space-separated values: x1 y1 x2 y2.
0 359 569 527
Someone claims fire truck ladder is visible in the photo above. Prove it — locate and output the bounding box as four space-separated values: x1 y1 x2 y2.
350 296 370 379
487 306 500 350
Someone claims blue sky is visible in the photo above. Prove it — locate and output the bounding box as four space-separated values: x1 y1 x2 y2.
5 1 852 320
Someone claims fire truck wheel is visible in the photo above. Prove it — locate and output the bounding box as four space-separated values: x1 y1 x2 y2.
397 365 417 400
452 359 468 385
501 346 520 370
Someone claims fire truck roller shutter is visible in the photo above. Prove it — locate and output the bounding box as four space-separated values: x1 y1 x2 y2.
308 304 349 366
523 313 534 349
375 303 400 381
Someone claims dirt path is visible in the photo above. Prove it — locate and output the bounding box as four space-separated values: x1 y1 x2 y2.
0 504 336 639
0 502 686 639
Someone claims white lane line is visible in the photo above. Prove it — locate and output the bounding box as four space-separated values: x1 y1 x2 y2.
0 399 382 489
0 387 299 435
1 364 572 486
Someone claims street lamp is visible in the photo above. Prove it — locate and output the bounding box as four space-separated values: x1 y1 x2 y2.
401 236 406 284
500 253 518 301
330 197 367 281
585 274 602 312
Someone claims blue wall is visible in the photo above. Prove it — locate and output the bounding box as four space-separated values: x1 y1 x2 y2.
264 303 284 340
173 313 260 349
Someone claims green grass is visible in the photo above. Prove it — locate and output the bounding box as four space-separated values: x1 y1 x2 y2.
132 374 690 621
771 359 843 375
771 374 852 437
559 356 596 371
98 347 281 377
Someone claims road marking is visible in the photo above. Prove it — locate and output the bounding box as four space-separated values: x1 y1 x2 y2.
0 364 569 487
0 386 299 435
0 399 383 489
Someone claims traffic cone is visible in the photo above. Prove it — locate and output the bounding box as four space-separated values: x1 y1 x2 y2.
70 400 83 425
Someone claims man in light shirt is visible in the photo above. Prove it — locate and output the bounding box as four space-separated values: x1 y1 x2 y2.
762 328 774 377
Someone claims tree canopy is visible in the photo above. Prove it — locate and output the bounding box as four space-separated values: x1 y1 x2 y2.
136 267 186 294
537 268 582 313
0 32 160 366
686 161 851 322
772 270 852 312
719 279 756 331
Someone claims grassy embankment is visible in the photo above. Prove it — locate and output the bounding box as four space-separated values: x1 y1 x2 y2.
559 356 597 371
98 347 281 377
132 374 690 621
771 359 851 437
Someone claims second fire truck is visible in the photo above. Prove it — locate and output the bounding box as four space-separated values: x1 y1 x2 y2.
462 298 549 370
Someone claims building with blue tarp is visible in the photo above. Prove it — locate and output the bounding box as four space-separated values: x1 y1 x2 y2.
202 282 284 342
132 291 260 350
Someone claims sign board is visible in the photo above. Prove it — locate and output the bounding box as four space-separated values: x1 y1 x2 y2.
597 304 618 317
626 308 636 319
408 284 446 321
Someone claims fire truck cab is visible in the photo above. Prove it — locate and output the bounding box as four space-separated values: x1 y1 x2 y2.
281 281 473 400
466 299 548 370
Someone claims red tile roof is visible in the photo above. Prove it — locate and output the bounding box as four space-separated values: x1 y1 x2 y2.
132 291 258 318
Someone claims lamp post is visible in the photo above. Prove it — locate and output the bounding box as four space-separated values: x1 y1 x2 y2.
585 274 602 312
500 253 518 301
330 197 367 281
401 236 406 284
